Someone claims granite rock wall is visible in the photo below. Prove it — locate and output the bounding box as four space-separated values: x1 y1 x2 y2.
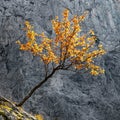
0 0 120 120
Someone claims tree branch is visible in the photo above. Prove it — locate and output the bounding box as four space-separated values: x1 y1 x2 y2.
16 65 60 106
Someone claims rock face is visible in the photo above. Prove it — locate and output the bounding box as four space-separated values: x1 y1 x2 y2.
0 0 120 120
0 96 37 120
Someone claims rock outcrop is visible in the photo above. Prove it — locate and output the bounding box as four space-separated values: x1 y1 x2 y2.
0 96 37 120
0 0 120 120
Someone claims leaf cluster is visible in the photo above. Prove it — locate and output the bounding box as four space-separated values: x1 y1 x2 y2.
16 9 106 75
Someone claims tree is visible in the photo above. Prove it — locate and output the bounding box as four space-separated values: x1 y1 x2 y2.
16 9 106 106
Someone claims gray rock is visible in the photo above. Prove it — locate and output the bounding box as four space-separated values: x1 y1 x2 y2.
0 0 120 120
0 96 37 120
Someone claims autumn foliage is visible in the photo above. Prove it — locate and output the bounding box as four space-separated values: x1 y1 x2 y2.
16 9 105 75
16 9 106 106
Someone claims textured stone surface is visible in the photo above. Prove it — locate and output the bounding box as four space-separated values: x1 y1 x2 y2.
0 96 37 120
0 0 120 120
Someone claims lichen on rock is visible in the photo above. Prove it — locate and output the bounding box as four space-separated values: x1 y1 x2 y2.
0 96 39 120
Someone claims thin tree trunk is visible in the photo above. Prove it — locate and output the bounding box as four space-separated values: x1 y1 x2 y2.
16 66 59 106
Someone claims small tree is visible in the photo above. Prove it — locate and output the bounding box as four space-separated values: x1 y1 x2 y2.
16 9 106 106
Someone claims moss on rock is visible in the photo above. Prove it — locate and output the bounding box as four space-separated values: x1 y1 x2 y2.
0 96 43 120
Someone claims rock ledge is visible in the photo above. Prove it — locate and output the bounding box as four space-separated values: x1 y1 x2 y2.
0 96 37 120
